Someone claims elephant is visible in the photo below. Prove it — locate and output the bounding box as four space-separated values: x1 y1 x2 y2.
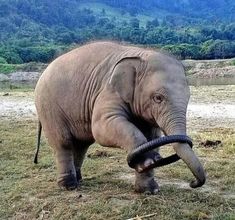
35 41 205 194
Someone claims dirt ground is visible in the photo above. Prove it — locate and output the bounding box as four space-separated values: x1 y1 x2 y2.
1 86 235 129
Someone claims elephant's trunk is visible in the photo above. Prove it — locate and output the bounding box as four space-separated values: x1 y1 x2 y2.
165 125 206 188
173 142 206 188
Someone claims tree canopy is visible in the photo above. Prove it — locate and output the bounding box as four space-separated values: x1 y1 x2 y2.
1 0 235 64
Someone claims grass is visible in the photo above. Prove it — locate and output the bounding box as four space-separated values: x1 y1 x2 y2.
0 62 47 74
0 64 17 74
78 1 188 27
0 117 234 219
78 2 153 27
0 87 235 219
0 82 36 91
231 59 235 66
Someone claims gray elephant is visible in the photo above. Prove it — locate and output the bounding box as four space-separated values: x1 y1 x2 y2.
35 41 205 194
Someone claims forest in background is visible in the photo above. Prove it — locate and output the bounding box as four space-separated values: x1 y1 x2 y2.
1 0 235 65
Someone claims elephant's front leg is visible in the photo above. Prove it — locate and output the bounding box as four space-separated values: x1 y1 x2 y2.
92 113 159 194
134 127 162 194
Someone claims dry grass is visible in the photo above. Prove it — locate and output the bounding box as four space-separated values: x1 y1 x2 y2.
0 118 234 220
0 86 235 219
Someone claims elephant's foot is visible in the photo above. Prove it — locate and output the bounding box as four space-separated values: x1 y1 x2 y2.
57 171 79 190
134 170 159 194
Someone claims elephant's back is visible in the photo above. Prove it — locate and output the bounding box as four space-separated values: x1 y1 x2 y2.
38 41 156 80
50 41 127 72
35 42 146 95
34 41 155 140
37 42 126 84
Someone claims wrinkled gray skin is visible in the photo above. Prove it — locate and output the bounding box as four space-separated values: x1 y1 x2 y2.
35 42 205 194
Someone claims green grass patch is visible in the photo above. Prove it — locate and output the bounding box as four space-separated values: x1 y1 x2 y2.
0 64 17 74
231 59 235 66
78 2 152 26
0 118 235 219
0 82 36 91
0 62 47 74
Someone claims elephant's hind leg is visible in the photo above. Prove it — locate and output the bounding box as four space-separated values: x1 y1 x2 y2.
55 142 78 190
42 122 79 190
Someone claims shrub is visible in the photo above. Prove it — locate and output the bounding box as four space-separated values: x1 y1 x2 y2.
0 64 16 74
0 57 7 64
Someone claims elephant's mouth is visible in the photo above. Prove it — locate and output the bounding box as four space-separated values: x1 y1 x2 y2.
127 135 206 188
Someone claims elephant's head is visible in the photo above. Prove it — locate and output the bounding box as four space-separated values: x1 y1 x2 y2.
110 53 206 188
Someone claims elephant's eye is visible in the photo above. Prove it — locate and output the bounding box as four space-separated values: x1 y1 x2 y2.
152 94 164 104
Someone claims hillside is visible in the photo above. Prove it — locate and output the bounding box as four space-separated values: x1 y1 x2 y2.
86 0 235 22
0 0 235 65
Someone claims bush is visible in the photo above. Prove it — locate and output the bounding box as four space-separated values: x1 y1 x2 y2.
1 50 23 64
0 64 17 74
201 40 235 59
17 46 57 63
162 44 201 59
0 57 7 64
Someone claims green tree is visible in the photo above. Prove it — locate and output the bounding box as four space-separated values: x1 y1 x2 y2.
0 57 7 64
146 18 159 29
163 44 201 59
130 18 140 29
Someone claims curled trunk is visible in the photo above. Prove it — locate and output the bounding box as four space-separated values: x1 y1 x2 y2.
166 126 206 188
173 142 206 188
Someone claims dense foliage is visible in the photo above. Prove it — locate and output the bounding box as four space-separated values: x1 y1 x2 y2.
1 0 235 64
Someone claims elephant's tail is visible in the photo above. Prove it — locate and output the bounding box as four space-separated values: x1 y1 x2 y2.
34 121 42 164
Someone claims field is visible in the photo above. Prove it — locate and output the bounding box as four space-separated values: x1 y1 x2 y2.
0 86 235 220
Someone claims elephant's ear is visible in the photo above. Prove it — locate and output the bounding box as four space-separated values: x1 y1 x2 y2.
109 57 141 103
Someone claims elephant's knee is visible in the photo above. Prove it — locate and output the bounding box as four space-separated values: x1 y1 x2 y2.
92 121 110 147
